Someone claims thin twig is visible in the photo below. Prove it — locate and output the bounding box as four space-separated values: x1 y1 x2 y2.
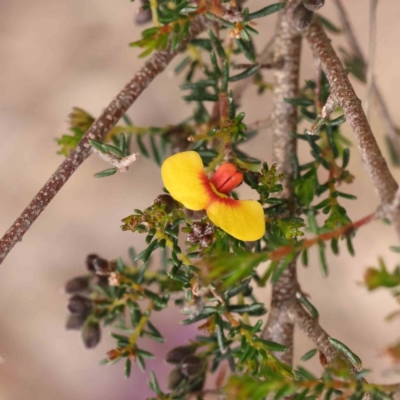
333 0 400 160
304 20 399 218
0 16 207 265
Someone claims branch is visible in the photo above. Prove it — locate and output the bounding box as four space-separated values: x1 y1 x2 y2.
261 1 302 366
0 16 207 265
304 21 399 223
333 0 400 163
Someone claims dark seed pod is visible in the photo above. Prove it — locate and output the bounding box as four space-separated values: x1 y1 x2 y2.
168 368 186 390
302 0 324 11
181 355 204 378
64 276 90 294
155 194 178 213
86 254 99 272
293 3 314 31
68 294 92 315
134 8 152 25
92 257 111 276
66 314 87 330
165 345 196 364
82 322 101 349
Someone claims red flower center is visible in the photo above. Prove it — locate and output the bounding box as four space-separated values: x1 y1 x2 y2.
210 163 243 194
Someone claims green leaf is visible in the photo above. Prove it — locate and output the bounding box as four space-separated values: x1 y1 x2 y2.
235 39 256 63
94 168 118 178
247 2 286 21
208 29 226 59
137 135 149 158
254 337 287 352
102 144 124 158
125 358 131 378
150 135 161 166
229 65 260 82
301 348 317 361
89 139 107 154
316 14 341 34
135 239 159 263
148 371 162 394
328 337 362 368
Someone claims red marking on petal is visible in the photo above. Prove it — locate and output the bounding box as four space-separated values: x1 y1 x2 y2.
210 163 243 194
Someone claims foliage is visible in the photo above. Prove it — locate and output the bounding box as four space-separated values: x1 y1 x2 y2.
59 1 400 399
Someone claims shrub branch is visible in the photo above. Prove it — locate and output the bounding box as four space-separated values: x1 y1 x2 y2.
0 16 206 265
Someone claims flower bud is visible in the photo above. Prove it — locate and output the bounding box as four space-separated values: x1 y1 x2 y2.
210 163 243 194
302 0 324 11
64 276 90 294
199 235 213 249
82 322 101 349
181 355 204 378
93 257 112 276
192 222 204 237
168 368 186 390
165 345 196 364
155 194 178 213
68 294 92 316
134 8 152 25
293 3 314 31
86 254 99 272
65 314 87 330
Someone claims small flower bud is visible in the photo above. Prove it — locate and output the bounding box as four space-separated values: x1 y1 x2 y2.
155 194 178 213
293 3 314 31
168 368 186 390
134 6 152 25
86 254 99 272
64 276 90 294
65 314 87 330
199 235 213 249
82 322 101 349
192 222 204 237
186 232 198 244
181 355 204 378
203 223 215 236
165 345 196 364
93 257 111 276
302 0 324 11
68 294 92 315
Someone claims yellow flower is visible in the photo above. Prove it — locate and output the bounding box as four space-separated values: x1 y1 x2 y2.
161 151 265 241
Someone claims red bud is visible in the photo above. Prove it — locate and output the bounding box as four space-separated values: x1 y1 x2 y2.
210 163 243 194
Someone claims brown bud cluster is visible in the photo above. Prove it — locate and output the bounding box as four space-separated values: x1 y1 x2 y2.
134 0 152 25
186 222 215 249
154 194 178 214
163 126 191 153
165 345 205 393
64 253 111 349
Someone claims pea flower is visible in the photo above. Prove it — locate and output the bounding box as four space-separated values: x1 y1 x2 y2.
161 151 265 241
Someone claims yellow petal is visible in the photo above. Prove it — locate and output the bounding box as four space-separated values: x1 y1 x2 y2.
206 198 265 241
161 151 211 211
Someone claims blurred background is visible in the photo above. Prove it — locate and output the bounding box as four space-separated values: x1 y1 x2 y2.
0 1 400 399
